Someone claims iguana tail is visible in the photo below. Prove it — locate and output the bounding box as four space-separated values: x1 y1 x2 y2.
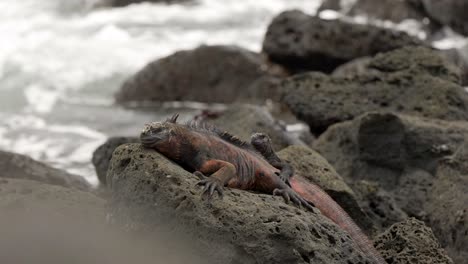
290 176 386 264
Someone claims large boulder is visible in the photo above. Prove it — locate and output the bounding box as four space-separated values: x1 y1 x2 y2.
428 142 468 263
277 145 375 234
262 10 424 73
318 0 427 24
281 46 466 134
92 136 139 186
421 0 468 36
115 45 284 104
313 112 468 262
375 218 453 264
106 143 374 264
0 150 90 191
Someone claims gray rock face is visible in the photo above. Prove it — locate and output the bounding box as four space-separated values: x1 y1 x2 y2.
421 0 468 36
281 46 466 134
108 0 190 7
313 112 468 261
318 0 427 23
106 143 373 264
428 142 468 264
92 137 139 186
277 145 375 235
375 218 453 264
0 150 90 191
262 10 424 73
115 45 283 104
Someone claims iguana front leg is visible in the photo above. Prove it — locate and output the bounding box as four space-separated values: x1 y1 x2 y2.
250 133 294 185
195 159 236 198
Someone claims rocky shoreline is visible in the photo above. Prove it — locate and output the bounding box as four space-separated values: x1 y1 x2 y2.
2 5 468 264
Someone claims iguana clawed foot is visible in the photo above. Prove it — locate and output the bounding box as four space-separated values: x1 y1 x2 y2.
273 187 314 211
194 171 224 198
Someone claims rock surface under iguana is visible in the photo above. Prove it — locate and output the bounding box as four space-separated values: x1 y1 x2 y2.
92 136 139 186
277 145 375 235
107 143 374 264
281 46 466 134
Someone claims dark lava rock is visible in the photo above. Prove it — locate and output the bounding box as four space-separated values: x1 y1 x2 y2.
281 46 465 134
375 218 454 264
428 142 468 264
207 104 307 151
313 112 468 190
421 0 468 36
92 137 139 186
115 45 283 104
313 112 468 261
262 10 424 73
109 0 191 7
319 0 427 23
106 143 373 264
352 181 407 232
440 47 468 86
277 145 375 235
0 150 90 191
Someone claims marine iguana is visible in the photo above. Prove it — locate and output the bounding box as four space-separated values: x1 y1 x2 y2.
140 114 386 264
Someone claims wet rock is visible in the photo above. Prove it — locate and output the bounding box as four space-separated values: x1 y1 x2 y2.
421 0 468 36
92 137 139 186
108 0 191 7
375 218 454 264
319 0 428 24
205 104 307 151
0 150 90 191
277 145 375 235
262 10 424 73
107 143 373 264
352 181 407 232
428 142 468 263
281 46 466 134
115 45 283 104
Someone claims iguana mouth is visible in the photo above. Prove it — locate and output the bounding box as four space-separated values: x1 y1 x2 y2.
140 122 171 147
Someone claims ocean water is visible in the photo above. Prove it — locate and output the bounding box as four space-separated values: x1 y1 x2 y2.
0 0 322 185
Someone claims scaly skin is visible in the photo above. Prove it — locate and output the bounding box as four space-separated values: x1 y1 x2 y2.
140 114 386 264
251 133 386 264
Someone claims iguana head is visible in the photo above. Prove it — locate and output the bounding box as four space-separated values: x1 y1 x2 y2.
250 132 273 155
140 113 180 148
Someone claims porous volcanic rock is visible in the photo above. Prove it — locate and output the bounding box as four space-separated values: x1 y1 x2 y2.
262 10 424 73
115 45 283 104
106 143 373 264
277 145 375 235
0 150 90 191
428 142 468 264
318 0 427 23
375 218 453 264
313 112 468 262
92 136 139 186
281 46 466 134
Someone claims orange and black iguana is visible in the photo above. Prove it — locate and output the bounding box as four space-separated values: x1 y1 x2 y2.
140 114 386 264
